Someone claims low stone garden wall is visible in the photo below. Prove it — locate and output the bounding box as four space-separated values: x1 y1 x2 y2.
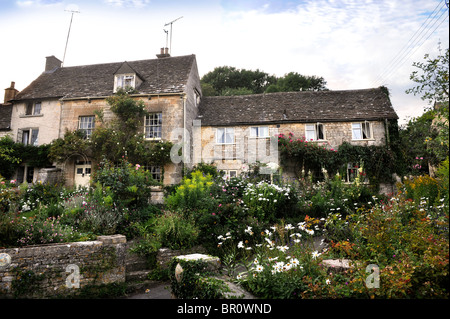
0 234 126 298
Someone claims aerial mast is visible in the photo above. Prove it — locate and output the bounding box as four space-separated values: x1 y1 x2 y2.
62 9 80 67
164 16 183 55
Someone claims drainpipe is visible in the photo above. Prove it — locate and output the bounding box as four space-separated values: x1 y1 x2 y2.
384 118 390 147
182 93 187 170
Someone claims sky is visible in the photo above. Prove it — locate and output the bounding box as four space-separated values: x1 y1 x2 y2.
0 0 448 125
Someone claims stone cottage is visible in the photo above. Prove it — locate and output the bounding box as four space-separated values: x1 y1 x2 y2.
8 50 202 187
5 51 399 192
194 88 399 190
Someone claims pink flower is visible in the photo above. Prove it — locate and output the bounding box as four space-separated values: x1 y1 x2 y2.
135 164 141 170
212 213 216 216
219 204 222 207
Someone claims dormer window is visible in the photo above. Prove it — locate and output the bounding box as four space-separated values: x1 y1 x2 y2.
114 73 136 92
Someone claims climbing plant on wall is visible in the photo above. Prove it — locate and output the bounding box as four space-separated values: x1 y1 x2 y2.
278 132 399 186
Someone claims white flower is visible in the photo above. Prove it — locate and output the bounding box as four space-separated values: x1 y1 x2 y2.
326 279 331 285
277 245 289 253
254 265 264 272
312 251 321 259
244 226 253 235
291 258 300 266
285 224 294 230
273 199 277 203
237 241 244 249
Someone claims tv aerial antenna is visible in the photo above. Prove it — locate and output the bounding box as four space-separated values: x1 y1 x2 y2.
164 16 183 55
62 9 80 67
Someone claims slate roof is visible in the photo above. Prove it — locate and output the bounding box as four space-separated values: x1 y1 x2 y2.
197 88 398 126
0 105 12 130
13 55 197 101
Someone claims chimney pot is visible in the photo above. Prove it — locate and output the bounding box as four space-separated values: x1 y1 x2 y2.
45 55 62 73
4 81 19 103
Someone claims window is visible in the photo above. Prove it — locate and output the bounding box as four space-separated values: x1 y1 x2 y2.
250 126 269 138
305 123 325 141
145 113 162 139
148 166 162 182
216 128 234 144
346 163 368 183
223 170 238 179
352 122 371 140
114 74 135 92
79 116 95 139
194 89 201 106
19 128 39 146
25 102 41 116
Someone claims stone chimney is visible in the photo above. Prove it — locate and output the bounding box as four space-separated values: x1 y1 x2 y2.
45 55 62 73
4 81 19 103
156 47 170 59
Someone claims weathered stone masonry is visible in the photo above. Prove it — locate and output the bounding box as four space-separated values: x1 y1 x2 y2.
0 234 126 298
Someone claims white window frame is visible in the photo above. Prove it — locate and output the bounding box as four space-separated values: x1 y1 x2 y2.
216 127 234 144
114 73 136 92
250 126 269 138
223 169 238 179
78 116 95 139
144 113 162 140
19 128 39 146
24 101 42 116
352 121 372 140
305 123 325 141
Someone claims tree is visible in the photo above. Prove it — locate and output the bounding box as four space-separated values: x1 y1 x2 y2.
201 66 328 96
405 47 449 169
406 48 449 105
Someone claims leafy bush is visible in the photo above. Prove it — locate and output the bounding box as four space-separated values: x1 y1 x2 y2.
153 211 199 250
165 170 214 214
402 175 440 206
92 156 156 209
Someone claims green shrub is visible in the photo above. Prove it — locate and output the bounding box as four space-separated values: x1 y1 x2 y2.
153 211 199 250
165 170 214 214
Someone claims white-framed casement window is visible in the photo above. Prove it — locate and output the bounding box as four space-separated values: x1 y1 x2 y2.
216 127 234 144
24 101 42 116
114 73 136 92
78 116 95 139
250 126 269 138
223 169 238 179
145 113 162 139
18 128 39 146
352 121 372 140
305 123 325 141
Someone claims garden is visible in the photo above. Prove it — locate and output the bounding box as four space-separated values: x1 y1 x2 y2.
1 153 448 299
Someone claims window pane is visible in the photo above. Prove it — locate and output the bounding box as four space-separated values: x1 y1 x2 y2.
352 123 362 140
216 128 225 143
250 127 258 137
225 128 234 144
33 102 41 115
362 122 371 139
22 130 29 145
31 129 39 146
317 124 324 140
260 126 269 137
305 124 316 140
145 113 162 139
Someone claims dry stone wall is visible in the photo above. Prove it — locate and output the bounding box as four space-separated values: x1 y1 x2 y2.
0 234 126 298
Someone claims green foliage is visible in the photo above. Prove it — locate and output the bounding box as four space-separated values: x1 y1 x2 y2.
0 135 52 179
165 170 215 214
169 258 230 299
200 66 327 96
278 132 398 185
92 156 156 209
153 210 199 250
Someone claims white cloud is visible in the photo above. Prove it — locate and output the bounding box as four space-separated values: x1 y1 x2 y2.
103 0 150 8
1 0 448 125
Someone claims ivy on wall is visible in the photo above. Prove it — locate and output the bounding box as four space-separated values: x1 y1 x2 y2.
278 129 400 186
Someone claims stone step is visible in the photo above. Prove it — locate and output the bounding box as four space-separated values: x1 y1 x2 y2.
126 270 152 282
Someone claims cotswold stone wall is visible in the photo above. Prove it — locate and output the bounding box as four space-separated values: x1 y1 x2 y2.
0 235 126 298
